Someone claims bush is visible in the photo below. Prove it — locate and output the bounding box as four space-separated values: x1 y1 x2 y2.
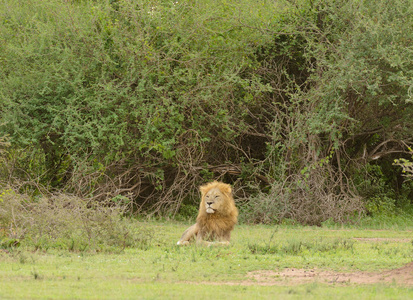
0 188 153 251
1 0 412 222
0 0 275 212
241 0 413 222
240 167 363 226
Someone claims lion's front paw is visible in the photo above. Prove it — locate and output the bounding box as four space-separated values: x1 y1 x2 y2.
177 240 190 246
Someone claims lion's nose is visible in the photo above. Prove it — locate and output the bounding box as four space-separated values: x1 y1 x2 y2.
207 202 213 206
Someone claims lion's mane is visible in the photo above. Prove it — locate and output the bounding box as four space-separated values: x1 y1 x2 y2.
196 181 238 240
177 181 238 245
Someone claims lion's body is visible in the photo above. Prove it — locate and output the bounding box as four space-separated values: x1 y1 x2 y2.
177 181 238 246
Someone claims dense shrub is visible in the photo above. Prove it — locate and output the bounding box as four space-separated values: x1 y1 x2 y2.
1 0 412 224
0 0 275 211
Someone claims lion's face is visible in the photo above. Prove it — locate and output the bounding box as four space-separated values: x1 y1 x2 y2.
203 187 225 214
198 181 237 219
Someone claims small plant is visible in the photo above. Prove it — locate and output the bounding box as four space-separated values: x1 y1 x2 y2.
394 147 413 180
31 268 42 280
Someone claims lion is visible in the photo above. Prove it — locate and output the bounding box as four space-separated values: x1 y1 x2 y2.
177 181 238 246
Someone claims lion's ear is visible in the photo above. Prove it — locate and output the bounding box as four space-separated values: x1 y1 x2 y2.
199 185 208 196
223 185 232 194
218 183 232 195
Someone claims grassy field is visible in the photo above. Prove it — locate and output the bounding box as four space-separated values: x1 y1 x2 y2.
0 221 412 299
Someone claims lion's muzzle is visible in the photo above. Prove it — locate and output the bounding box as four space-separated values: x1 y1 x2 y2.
206 207 215 214
206 201 216 214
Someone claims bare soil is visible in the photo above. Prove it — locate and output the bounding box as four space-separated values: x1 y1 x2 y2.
246 262 413 286
185 263 413 286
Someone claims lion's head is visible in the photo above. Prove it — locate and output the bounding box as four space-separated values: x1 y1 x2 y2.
196 181 238 237
203 186 226 214
177 181 238 246
199 181 237 216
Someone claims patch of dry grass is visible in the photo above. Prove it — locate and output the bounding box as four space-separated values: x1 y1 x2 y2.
0 189 152 251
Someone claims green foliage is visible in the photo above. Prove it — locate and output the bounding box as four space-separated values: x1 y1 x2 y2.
1 0 412 220
0 0 269 159
353 164 396 214
0 0 275 207
246 0 413 221
175 203 199 222
394 147 413 180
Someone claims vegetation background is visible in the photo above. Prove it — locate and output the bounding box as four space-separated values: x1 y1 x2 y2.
0 0 412 233
0 1 413 298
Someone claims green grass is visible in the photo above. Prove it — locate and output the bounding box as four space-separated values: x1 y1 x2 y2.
0 221 412 299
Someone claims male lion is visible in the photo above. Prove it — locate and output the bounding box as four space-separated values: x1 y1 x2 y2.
177 181 238 246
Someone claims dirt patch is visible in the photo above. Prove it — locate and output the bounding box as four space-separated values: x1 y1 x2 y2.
246 263 413 286
183 263 413 286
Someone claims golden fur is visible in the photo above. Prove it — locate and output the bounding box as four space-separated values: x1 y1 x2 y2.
177 181 238 246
